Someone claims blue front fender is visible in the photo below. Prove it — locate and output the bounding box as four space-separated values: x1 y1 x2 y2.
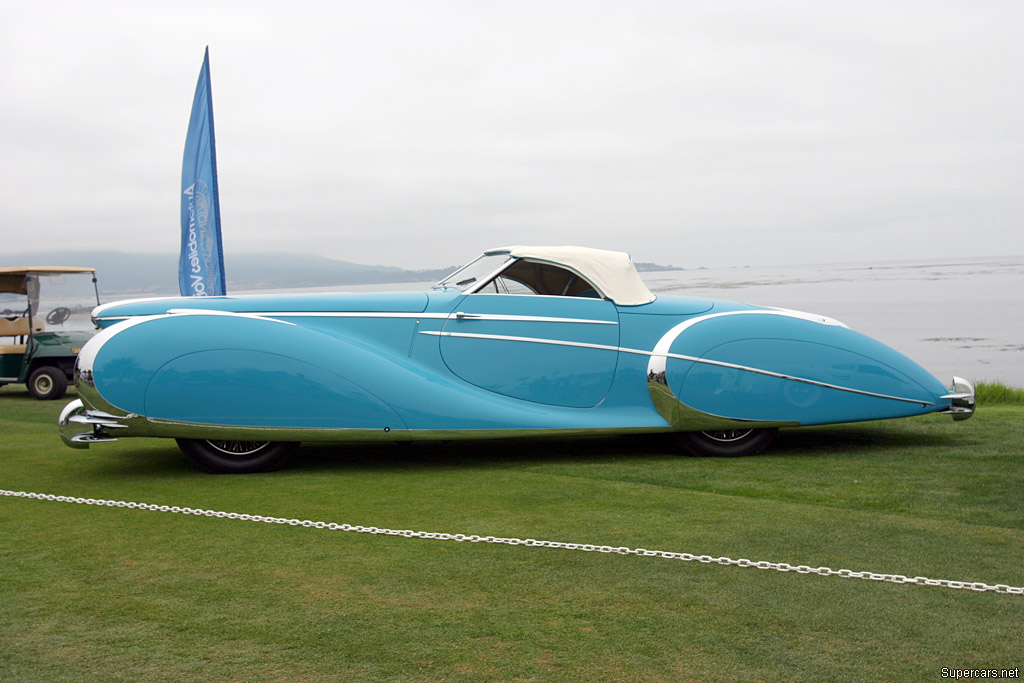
87 313 408 431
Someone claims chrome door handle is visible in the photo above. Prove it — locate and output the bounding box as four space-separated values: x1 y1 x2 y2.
454 311 483 319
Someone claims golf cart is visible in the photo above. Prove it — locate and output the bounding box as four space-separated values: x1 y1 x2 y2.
0 267 100 400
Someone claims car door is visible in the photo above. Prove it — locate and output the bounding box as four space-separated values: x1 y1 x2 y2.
438 293 620 408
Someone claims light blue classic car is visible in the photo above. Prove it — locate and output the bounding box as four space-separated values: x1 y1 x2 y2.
59 246 975 473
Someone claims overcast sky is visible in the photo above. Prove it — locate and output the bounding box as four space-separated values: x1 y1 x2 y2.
2 0 1021 269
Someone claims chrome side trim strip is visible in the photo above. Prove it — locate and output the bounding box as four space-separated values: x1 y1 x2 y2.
94 311 449 323
446 313 617 325
428 329 932 406
421 331 651 356
661 352 935 406
421 330 622 353
253 311 446 320
95 311 618 325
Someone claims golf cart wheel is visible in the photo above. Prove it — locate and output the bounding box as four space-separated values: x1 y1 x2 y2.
28 366 68 401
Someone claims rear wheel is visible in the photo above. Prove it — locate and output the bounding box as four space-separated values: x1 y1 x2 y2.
677 428 777 457
28 366 68 401
176 438 294 474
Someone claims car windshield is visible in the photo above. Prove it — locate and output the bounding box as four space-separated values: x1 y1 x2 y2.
433 253 512 292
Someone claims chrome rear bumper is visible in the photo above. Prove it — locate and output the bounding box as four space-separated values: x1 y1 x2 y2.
939 376 976 421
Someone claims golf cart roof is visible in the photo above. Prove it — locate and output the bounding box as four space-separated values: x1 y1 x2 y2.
0 267 96 295
0 267 96 276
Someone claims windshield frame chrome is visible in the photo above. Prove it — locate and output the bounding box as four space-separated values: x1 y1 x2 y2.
432 253 515 293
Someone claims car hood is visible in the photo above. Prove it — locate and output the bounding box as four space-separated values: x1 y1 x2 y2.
92 291 430 326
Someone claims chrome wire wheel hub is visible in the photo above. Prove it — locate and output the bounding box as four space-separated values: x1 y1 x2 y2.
205 440 270 457
700 429 755 443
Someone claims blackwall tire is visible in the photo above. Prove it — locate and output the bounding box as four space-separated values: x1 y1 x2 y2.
176 439 294 474
28 366 68 401
677 428 778 457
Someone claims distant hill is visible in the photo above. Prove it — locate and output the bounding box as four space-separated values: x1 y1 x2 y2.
1 251 683 296
634 262 683 273
0 251 457 296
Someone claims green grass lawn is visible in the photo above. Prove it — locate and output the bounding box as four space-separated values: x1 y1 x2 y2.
1 385 1022 681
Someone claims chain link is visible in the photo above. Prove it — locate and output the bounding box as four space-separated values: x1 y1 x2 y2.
3 488 1021 596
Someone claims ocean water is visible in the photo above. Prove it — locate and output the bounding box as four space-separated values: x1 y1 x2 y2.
642 256 1024 388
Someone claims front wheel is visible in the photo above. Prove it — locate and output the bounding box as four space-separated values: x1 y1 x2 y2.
176 439 294 474
676 428 778 457
28 366 68 400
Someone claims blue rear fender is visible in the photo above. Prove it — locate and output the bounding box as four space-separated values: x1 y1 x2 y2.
663 311 950 425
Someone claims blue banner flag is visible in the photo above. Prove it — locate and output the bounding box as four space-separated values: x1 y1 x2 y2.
179 46 226 297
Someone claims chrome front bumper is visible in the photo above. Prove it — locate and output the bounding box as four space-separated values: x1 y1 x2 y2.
58 399 129 448
939 376 976 421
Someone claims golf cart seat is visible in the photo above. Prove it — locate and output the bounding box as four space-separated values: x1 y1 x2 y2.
0 317 30 354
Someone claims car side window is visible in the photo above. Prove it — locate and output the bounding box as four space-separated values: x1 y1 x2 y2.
483 260 601 298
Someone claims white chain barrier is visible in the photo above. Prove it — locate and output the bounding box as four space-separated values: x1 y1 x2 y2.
3 488 1022 596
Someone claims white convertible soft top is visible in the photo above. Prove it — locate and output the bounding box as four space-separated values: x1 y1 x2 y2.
484 245 656 306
